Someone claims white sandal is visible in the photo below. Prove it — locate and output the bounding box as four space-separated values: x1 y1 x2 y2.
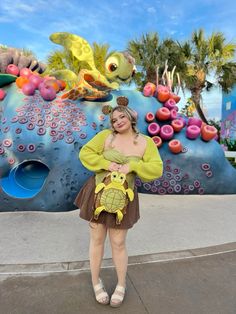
110 285 126 307
93 278 109 305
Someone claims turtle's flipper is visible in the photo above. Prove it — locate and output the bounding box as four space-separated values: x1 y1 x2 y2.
126 188 134 201
61 88 86 100
50 69 78 88
80 68 119 91
94 206 105 220
61 86 109 101
50 32 96 70
116 210 124 224
95 183 106 194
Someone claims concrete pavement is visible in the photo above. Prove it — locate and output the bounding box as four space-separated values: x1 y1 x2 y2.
0 194 236 313
0 251 236 314
0 194 236 273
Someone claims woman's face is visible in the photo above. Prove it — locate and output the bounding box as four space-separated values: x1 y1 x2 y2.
111 110 132 133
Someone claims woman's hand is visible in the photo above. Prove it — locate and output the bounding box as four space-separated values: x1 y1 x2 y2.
118 163 130 175
108 162 121 172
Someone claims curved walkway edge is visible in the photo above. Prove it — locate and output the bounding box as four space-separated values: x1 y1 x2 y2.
1 242 236 276
1 194 236 276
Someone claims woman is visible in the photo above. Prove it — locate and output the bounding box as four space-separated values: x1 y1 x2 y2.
74 105 163 307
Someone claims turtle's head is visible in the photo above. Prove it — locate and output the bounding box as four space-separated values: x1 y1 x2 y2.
49 32 71 45
111 171 126 184
105 52 136 84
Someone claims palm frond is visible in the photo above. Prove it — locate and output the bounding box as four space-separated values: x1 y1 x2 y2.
92 42 110 75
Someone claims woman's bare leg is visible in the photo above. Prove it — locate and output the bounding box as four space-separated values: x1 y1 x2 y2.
89 222 107 286
109 228 128 287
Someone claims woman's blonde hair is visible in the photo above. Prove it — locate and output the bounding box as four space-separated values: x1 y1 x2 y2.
110 105 139 134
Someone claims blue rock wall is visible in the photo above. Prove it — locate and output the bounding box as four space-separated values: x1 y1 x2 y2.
0 84 236 212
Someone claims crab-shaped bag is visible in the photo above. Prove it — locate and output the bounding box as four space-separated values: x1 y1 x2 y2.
94 171 134 224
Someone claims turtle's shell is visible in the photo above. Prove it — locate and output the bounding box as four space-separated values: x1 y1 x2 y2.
100 188 126 213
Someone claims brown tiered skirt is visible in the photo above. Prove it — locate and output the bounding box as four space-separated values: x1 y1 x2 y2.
74 176 140 229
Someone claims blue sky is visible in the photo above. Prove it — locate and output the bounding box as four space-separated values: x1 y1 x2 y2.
0 0 236 120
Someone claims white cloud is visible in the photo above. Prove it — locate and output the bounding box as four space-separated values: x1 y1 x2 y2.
0 0 35 18
170 14 178 20
147 7 156 13
121 1 129 6
0 16 11 23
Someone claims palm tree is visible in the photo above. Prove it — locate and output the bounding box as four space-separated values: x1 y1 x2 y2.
155 38 187 92
127 33 186 92
218 62 236 92
127 32 160 88
179 29 236 123
127 29 236 123
45 49 82 75
92 42 110 75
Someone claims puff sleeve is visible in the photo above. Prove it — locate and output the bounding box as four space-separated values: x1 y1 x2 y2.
79 129 111 172
128 136 163 182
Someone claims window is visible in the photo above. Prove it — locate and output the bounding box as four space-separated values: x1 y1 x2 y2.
226 101 231 110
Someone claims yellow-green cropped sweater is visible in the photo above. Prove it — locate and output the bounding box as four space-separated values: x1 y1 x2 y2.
79 129 163 186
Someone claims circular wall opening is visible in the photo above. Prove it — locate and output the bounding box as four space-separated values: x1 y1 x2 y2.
0 160 50 198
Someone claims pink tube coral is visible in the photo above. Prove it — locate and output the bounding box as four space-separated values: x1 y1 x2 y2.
186 125 201 139
160 125 174 140
148 122 160 136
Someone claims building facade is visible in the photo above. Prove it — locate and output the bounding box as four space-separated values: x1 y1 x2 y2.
221 85 236 150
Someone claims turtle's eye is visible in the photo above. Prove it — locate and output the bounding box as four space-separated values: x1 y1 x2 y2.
108 63 118 72
105 56 119 73
112 174 117 178
120 176 124 180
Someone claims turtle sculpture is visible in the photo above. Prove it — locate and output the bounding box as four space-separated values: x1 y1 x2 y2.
49 32 136 100
94 171 134 224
